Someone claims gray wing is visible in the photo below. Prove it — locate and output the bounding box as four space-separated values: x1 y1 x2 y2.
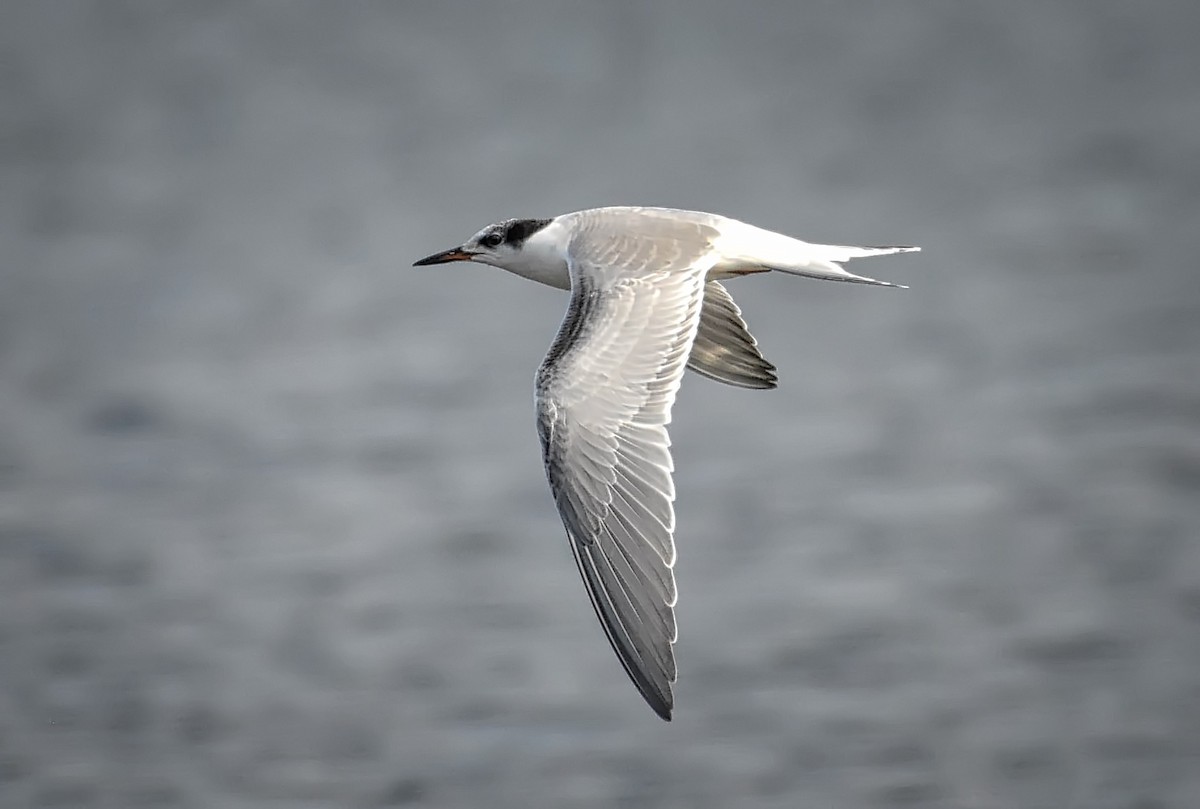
688 281 778 390
535 217 715 719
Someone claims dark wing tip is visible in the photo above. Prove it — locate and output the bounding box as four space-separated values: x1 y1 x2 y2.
628 669 673 721
687 363 779 390
618 653 675 722
650 696 674 722
561 524 678 722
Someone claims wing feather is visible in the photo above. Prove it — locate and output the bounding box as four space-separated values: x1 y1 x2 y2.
687 281 778 389
535 215 714 719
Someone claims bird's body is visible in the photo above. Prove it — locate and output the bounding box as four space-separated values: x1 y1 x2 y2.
414 206 918 719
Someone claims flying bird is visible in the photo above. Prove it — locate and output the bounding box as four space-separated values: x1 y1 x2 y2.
414 206 918 720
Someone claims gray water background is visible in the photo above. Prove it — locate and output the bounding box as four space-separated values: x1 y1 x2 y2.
2 2 1199 807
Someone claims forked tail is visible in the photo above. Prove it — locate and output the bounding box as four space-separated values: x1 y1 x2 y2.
715 220 920 288
770 243 920 288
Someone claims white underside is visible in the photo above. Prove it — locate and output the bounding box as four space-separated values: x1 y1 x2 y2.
495 208 917 290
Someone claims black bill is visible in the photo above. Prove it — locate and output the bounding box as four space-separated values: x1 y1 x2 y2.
413 246 475 266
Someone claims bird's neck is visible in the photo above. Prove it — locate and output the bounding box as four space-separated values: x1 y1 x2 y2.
500 223 572 290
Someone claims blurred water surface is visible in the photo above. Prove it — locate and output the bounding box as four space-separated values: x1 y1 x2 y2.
2 2 1199 807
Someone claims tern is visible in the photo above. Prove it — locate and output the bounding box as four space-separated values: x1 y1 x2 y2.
414 206 918 720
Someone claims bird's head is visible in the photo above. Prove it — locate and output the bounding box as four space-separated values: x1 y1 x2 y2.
413 217 555 274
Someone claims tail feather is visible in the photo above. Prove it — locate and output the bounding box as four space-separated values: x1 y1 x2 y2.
713 221 920 288
772 259 911 288
838 245 921 259
769 244 919 288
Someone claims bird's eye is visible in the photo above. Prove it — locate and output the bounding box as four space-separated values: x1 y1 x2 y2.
482 231 504 248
